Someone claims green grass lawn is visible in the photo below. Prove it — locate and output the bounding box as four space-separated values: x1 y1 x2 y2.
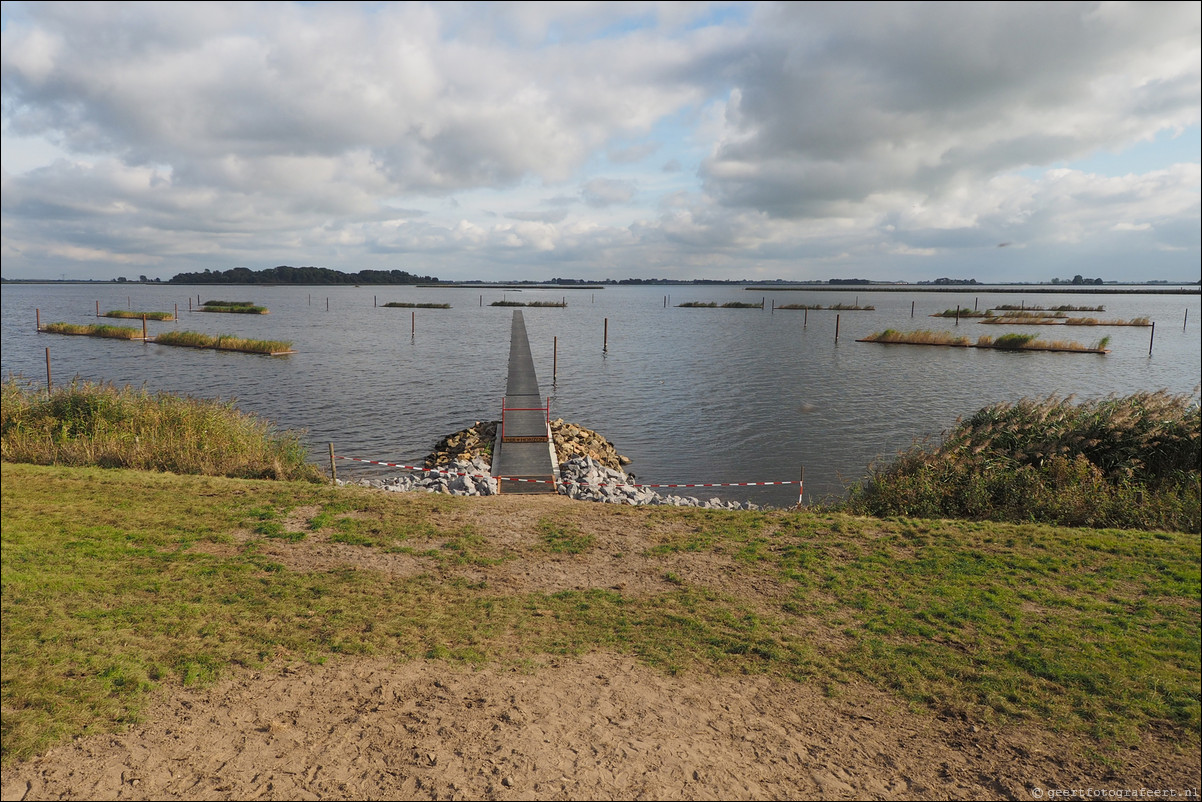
2 462 1198 767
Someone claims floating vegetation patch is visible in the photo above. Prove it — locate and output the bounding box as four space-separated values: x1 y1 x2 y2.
153 330 294 355
678 301 764 308
929 308 994 318
102 310 175 321
200 300 269 314
490 301 566 307
858 329 971 346
778 303 875 311
381 302 451 309
859 329 1107 353
994 304 1105 312
980 315 1150 327
40 322 145 340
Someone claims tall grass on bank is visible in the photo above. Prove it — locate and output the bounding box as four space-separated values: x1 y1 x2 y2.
679 301 765 308
40 322 144 340
976 333 1108 352
0 378 321 481
153 330 294 355
995 304 1105 312
929 308 994 318
843 390 1201 531
101 310 174 321
779 303 875 310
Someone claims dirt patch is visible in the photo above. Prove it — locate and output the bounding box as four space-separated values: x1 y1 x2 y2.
4 653 1196 801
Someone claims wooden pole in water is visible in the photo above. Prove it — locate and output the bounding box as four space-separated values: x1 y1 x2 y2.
553 336 558 383
1185 308 1189 330
804 308 808 328
174 303 178 321
412 311 415 334
603 318 608 352
955 306 960 325
374 296 377 308
1149 321 1155 356
911 300 915 318
771 299 775 313
326 298 329 312
45 347 51 394
329 443 337 484
36 308 40 331
974 297 979 311
480 295 483 307
96 300 100 317
142 314 147 341
798 466 804 507
835 314 841 343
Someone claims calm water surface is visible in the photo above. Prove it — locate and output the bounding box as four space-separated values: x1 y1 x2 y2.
3 283 1199 506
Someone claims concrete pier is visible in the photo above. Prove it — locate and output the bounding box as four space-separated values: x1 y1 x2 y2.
491 311 557 493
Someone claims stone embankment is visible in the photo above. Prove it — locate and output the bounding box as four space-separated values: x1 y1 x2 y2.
343 421 760 510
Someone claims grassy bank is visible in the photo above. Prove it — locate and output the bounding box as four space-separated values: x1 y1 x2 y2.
0 378 320 480
843 391 1200 532
2 461 1197 767
153 330 294 355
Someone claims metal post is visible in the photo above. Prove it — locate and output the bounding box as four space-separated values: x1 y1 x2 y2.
553 336 558 384
329 443 337 484
798 466 804 506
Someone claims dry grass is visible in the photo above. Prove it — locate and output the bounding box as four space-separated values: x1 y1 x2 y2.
40 322 144 339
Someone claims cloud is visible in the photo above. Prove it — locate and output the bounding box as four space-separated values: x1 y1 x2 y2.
581 177 637 207
0 1 1197 282
702 2 1201 218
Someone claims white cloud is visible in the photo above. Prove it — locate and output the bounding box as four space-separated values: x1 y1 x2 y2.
0 1 1197 282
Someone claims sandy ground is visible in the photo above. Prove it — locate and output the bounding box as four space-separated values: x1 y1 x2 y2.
3 495 1199 801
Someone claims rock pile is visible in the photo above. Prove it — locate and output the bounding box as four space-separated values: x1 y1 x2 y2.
347 457 497 496
346 421 760 509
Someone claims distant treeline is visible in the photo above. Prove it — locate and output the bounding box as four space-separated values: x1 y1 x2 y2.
167 266 439 285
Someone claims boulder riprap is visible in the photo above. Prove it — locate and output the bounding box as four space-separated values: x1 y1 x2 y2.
423 419 630 473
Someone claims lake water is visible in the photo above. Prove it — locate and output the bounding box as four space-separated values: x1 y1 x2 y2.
3 282 1199 507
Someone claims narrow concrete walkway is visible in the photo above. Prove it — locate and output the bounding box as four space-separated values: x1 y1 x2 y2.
491 311 558 494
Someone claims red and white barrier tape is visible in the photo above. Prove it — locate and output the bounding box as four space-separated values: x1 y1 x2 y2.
332 454 799 490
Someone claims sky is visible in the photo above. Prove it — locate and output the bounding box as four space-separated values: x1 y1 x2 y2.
1 1 1199 284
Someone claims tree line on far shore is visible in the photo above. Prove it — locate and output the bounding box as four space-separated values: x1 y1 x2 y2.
167 265 438 285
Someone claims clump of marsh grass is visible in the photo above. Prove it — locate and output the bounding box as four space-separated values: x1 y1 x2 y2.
41 322 144 339
929 308 993 318
381 302 451 309
153 330 293 355
200 300 268 314
0 377 322 481
976 333 1105 353
859 329 971 346
720 301 762 308
994 304 1105 312
102 310 175 321
843 390 1200 531
677 301 718 308
490 300 566 307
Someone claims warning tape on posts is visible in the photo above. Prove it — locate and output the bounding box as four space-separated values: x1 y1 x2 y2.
332 454 799 489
